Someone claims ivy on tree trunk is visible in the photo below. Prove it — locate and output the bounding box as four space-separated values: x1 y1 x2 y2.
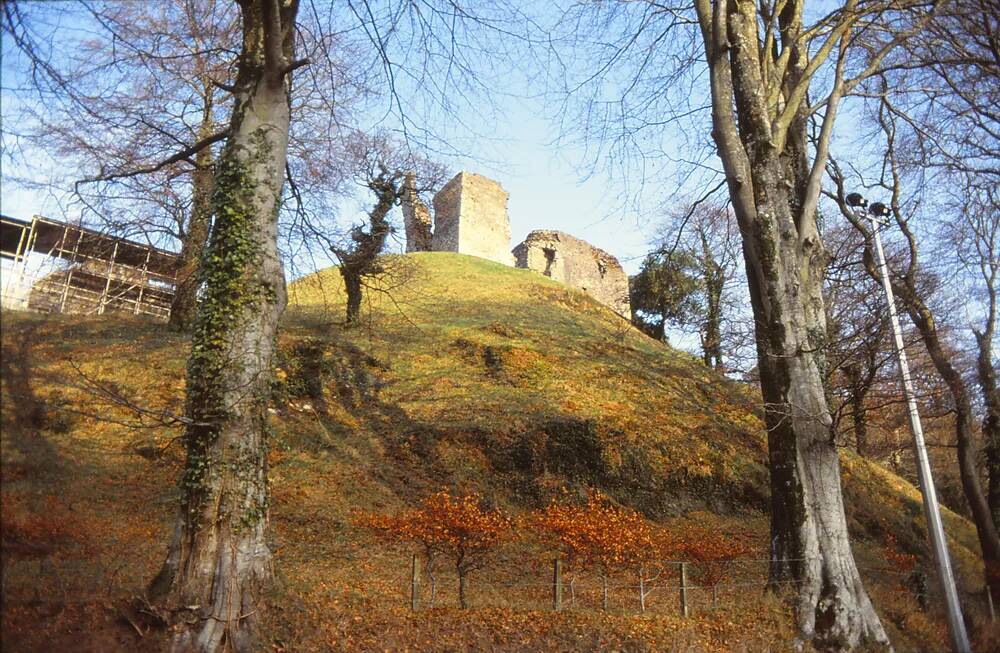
149 2 300 651
331 168 401 326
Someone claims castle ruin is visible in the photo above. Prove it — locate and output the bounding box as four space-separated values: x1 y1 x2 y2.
400 172 433 253
401 171 631 318
512 230 630 319
431 172 515 266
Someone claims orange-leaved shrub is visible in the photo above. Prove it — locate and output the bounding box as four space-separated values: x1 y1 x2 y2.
355 490 514 608
681 525 754 604
531 490 682 611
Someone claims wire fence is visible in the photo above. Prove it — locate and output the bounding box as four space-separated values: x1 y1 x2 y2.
400 555 932 617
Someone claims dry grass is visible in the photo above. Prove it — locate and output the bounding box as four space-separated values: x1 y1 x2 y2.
1 252 994 651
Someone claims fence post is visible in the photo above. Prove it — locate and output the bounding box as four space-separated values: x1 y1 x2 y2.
678 561 689 618
552 558 563 611
410 554 420 611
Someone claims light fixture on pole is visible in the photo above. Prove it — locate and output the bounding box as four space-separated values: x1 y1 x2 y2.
845 192 971 653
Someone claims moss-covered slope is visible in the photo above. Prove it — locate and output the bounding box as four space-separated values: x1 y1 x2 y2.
0 252 988 651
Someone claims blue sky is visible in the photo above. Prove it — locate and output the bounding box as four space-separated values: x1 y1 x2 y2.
0 2 678 279
0 1 894 283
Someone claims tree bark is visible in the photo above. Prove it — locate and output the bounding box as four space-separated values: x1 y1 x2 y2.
458 571 469 609
748 163 886 651
884 273 1000 603
341 271 362 325
169 89 216 332
699 229 724 369
975 328 1000 535
150 2 298 651
693 1 888 648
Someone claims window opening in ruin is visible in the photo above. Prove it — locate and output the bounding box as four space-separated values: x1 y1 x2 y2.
542 247 557 277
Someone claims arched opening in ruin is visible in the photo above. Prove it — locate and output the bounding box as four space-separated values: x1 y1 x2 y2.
542 247 557 277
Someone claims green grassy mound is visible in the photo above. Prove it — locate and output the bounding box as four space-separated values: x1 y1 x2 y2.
0 252 991 651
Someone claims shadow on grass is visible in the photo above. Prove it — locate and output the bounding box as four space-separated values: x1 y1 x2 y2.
1 327 65 480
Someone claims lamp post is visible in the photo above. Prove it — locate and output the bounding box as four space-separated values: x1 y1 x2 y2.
845 192 971 653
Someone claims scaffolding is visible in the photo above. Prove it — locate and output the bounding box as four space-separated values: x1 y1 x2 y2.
1 214 179 321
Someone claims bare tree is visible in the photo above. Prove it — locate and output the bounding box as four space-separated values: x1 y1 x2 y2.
830 113 1000 601
955 183 1000 535
330 132 445 325
3 1 238 329
831 0 1000 597
823 225 893 457
552 1 942 646
146 2 301 650
1 1 363 330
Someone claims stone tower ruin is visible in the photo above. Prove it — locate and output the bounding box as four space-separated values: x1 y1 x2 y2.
431 172 514 266
398 170 632 319
512 230 631 319
400 172 433 253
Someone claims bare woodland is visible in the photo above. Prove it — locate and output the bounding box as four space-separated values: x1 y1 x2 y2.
2 1 998 652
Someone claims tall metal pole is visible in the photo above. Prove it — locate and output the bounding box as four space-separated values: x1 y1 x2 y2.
867 209 971 652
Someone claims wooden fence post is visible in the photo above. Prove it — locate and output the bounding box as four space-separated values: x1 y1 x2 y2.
552 558 563 611
410 554 420 611
678 561 689 618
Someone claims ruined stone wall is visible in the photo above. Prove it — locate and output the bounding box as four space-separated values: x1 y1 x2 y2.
400 172 433 252
512 230 631 319
432 172 514 266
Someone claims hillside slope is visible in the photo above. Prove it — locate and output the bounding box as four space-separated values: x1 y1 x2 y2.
0 252 990 651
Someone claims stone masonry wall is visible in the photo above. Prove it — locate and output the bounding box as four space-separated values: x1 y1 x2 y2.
432 172 514 266
512 230 631 319
401 172 433 252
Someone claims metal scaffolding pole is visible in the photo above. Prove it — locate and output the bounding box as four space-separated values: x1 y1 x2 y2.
855 197 971 653
59 228 84 314
13 217 39 308
134 248 151 315
97 241 119 315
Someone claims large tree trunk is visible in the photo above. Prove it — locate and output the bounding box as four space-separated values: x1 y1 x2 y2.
699 230 724 369
169 93 216 332
886 279 1000 603
976 329 1000 536
150 2 298 651
694 1 888 648
341 270 362 325
745 166 886 651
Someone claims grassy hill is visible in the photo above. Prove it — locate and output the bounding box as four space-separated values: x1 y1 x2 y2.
0 252 993 651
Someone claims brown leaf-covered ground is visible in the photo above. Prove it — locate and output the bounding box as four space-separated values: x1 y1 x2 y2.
2 253 996 651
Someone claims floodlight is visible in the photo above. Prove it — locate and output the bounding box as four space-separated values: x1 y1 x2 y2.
869 202 891 218
845 192 867 208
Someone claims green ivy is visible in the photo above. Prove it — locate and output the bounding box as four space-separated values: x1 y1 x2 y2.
180 136 274 523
